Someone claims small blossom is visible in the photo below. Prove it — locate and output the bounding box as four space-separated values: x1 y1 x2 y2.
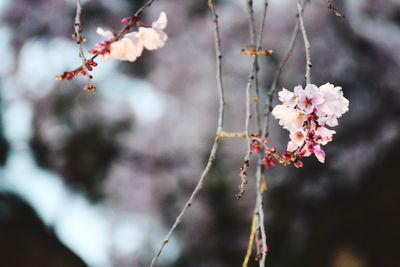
91 12 168 63
316 82 349 127
138 11 168 50
278 88 296 108
110 32 143 62
272 105 306 132
295 84 324 114
290 129 307 147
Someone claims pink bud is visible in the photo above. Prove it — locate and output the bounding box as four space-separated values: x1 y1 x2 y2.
294 160 304 168
121 17 131 26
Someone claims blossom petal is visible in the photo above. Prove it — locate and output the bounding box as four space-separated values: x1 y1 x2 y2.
152 11 168 30
139 27 164 50
96 27 114 39
314 145 326 163
124 32 144 61
110 39 128 60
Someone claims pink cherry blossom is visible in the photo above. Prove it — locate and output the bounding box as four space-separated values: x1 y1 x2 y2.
290 129 307 147
273 83 349 164
295 84 324 114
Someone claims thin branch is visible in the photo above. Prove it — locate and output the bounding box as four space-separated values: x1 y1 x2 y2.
218 131 247 139
254 4 269 265
134 0 157 17
148 1 225 266
263 0 309 138
61 0 159 86
255 163 267 263
296 0 312 84
73 0 92 85
243 0 269 266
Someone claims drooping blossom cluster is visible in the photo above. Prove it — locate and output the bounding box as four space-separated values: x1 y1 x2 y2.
272 83 349 163
56 12 168 90
92 11 167 62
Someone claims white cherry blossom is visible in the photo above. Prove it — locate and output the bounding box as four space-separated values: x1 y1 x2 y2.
138 11 168 50
91 12 168 62
278 88 296 108
110 32 143 62
272 105 306 132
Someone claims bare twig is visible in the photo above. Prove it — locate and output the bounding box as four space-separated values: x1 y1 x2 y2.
254 163 267 263
148 1 225 266
296 0 312 85
254 1 269 265
134 0 157 17
73 0 92 85
218 131 247 139
62 0 159 87
263 0 309 137
243 0 269 266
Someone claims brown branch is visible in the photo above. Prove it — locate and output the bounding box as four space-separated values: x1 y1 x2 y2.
148 1 225 266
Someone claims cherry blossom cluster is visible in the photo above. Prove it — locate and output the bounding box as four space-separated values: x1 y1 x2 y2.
272 83 349 163
93 11 167 62
56 11 168 91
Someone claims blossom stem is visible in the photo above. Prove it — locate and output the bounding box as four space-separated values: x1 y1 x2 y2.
134 0 157 17
263 0 308 138
296 0 312 85
148 1 225 266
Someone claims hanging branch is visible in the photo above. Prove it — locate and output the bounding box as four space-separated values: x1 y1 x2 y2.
263 0 309 137
254 2 269 265
148 1 225 266
134 0 157 17
241 0 269 266
296 0 312 85
58 0 159 91
237 0 270 199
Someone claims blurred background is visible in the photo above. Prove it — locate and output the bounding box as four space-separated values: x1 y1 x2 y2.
0 0 399 266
